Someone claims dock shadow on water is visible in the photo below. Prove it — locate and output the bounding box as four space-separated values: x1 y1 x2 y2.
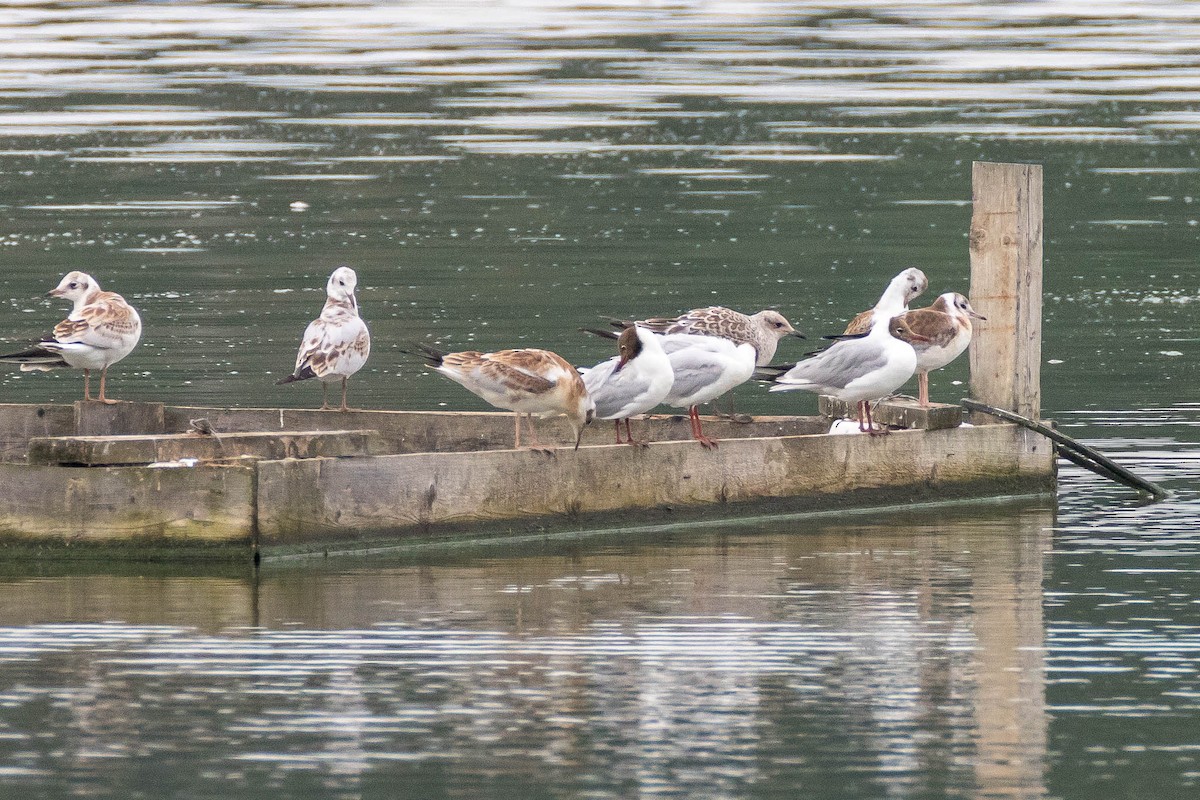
0 501 1053 799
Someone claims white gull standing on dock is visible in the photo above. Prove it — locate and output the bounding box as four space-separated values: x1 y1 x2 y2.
842 267 928 335
658 332 757 448
581 326 674 446
769 316 930 434
276 265 371 411
900 292 985 406
415 344 595 451
0 271 141 403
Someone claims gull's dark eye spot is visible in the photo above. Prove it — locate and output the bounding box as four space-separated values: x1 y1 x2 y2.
69 282 77 289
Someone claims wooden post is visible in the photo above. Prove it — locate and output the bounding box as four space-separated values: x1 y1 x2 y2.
968 162 1043 421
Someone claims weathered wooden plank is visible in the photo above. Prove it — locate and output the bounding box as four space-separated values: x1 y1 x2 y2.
160 406 830 453
75 401 165 436
0 403 74 463
969 161 1043 421
819 396 963 431
0 462 255 546
27 429 384 466
255 423 1055 548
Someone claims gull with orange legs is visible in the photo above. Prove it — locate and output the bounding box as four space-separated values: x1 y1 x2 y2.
582 326 757 449
768 316 930 435
658 333 757 448
610 306 803 419
0 271 141 403
581 326 674 446
415 344 595 452
899 292 985 406
276 266 371 411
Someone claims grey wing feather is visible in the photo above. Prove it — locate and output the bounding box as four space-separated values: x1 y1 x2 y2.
778 339 888 390
665 348 729 402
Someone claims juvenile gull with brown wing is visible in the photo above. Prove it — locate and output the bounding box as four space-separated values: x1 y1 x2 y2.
0 271 141 403
276 265 371 411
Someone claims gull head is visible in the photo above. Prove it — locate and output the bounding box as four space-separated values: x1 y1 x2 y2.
752 310 805 340
949 292 985 321
48 271 97 302
326 265 359 303
613 326 642 373
897 267 928 305
888 315 932 345
569 392 597 451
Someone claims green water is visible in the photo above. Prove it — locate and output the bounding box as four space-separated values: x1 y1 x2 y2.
1 1 1199 797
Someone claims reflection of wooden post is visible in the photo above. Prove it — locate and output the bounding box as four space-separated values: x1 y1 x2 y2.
969 162 1043 421
969 504 1052 797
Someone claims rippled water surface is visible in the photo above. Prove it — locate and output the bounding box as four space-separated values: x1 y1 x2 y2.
1 1 1200 797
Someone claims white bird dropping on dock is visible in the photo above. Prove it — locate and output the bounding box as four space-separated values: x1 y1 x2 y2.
769 316 930 434
842 267 928 335
581 326 674 446
416 344 595 451
900 292 986 406
276 265 370 411
0 271 142 403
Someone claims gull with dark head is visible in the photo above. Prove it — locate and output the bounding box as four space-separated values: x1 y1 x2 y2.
581 326 674 446
276 265 370 411
414 344 594 452
583 326 755 449
0 271 141 403
610 306 803 420
900 292 985 406
769 315 931 435
842 267 928 335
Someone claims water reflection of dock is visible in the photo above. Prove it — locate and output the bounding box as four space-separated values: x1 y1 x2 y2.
0 502 1052 797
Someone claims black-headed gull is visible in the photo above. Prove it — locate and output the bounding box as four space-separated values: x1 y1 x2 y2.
581 326 674 446
276 265 370 411
0 271 141 403
900 292 985 406
769 316 930 434
414 344 595 451
658 333 757 449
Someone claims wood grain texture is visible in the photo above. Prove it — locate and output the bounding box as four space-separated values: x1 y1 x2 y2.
0 462 255 544
27 429 383 466
968 161 1043 421
256 423 1054 547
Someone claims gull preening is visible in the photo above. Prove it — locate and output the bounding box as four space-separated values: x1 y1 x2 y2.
0 271 141 403
276 266 370 411
769 315 930 434
415 344 595 451
900 292 985 406
581 326 674 446
842 267 928 335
